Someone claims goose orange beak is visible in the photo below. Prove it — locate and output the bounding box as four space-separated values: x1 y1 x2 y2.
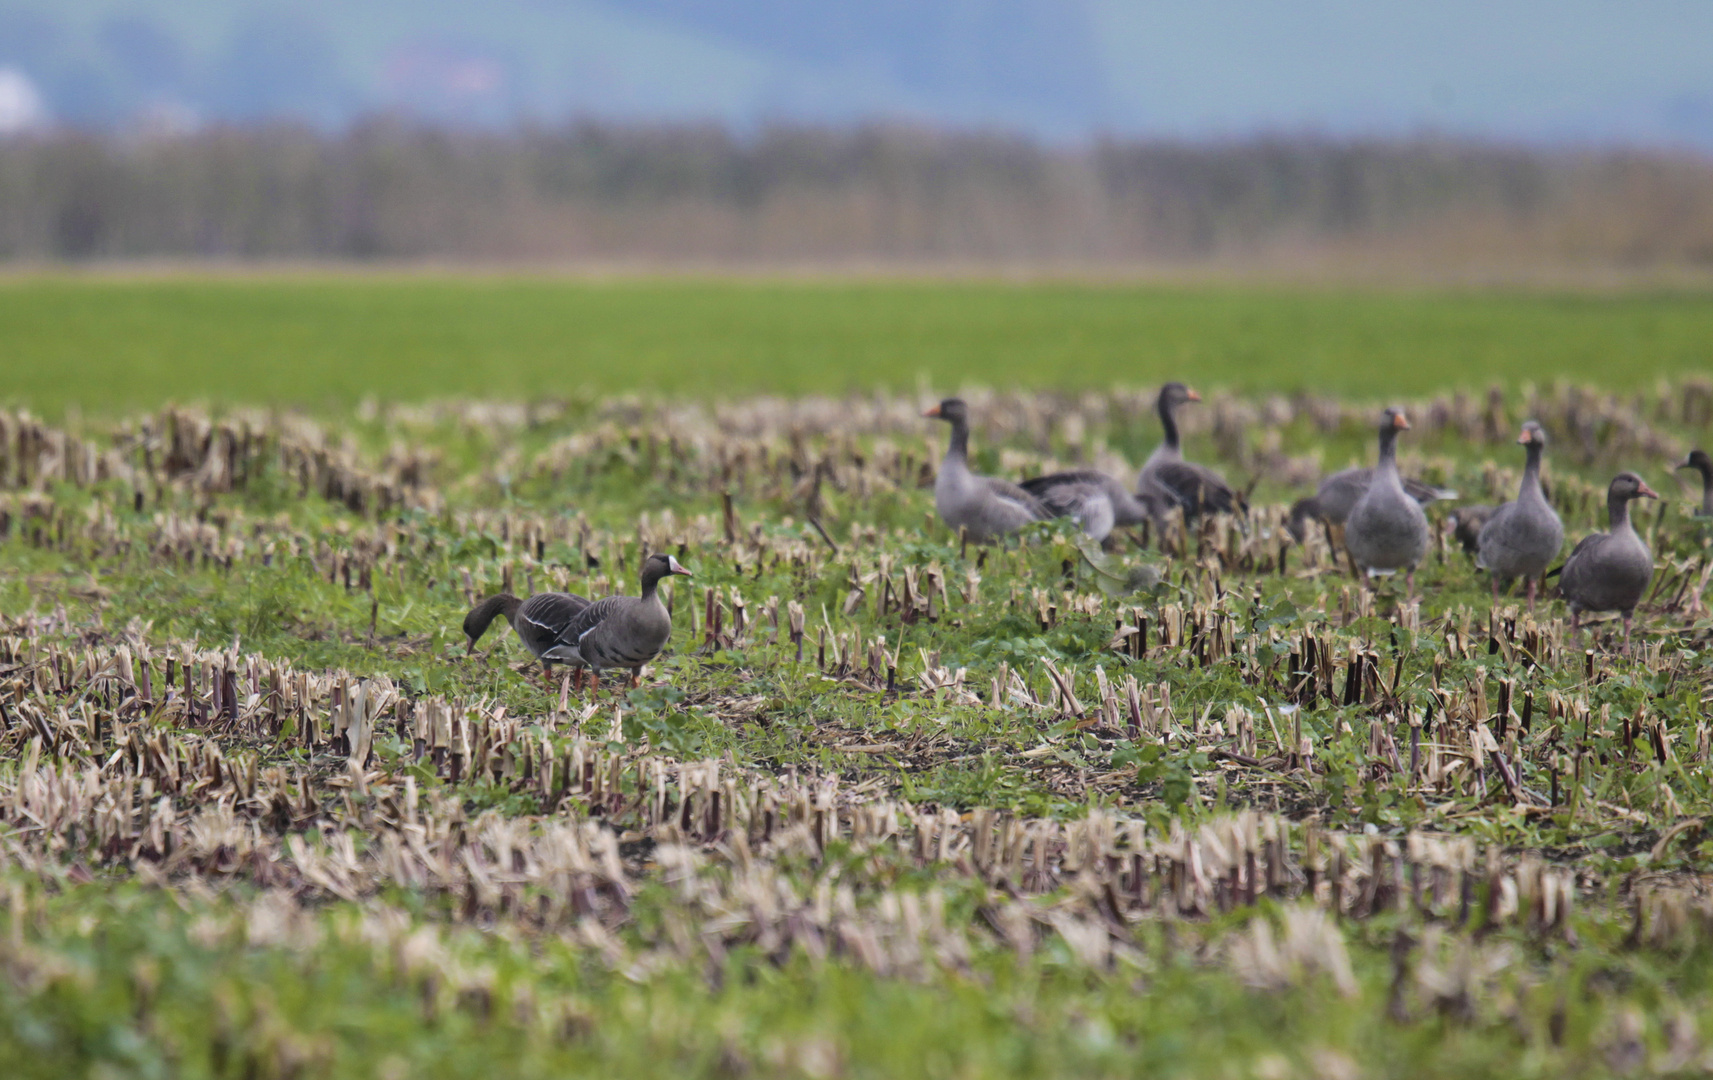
1185 388 1202 402
1393 413 1411 430
1516 431 1532 444
923 404 941 418
1638 481 1660 499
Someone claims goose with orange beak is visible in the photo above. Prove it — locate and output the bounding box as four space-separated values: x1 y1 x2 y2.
1556 472 1658 654
924 398 1047 542
1344 407 1430 594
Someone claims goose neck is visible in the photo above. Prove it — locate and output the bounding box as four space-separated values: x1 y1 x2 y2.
1157 395 1181 451
943 417 970 461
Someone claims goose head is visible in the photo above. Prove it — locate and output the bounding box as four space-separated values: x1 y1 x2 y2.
923 398 969 425
1610 472 1659 503
1676 449 1712 475
1158 382 1201 411
1516 420 1547 446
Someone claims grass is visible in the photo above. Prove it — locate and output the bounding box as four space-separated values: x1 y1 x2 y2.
4 379 1713 1077
3 275 1713 414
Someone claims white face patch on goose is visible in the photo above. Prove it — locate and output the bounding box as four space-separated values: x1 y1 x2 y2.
666 555 692 576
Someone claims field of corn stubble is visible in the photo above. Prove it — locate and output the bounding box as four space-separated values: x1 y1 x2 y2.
6 380 1713 1078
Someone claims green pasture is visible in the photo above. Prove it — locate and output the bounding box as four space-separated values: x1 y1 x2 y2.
1 275 1711 413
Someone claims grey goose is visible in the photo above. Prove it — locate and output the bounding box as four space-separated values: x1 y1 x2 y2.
925 398 1048 543
554 552 694 690
1476 421 1564 610
1677 449 1713 517
1137 382 1239 523
1019 469 1161 543
1557 472 1657 653
1344 408 1431 591
464 590 592 685
1286 468 1454 543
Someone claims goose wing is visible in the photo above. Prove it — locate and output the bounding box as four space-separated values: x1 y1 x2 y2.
513 592 591 658
538 595 626 660
1147 459 1239 515
978 476 1048 519
1020 470 1109 518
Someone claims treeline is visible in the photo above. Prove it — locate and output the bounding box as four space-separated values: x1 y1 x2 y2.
2 121 1712 266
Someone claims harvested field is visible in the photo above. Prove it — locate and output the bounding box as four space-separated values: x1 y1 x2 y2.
4 379 1713 1077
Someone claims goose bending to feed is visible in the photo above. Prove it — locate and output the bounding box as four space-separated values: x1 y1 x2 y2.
1450 505 1499 556
1019 469 1159 543
1476 421 1564 610
925 398 1047 542
1286 468 1455 543
464 590 593 686
1557 472 1657 654
1137 382 1239 522
1344 408 1430 592
553 553 694 691
1677 449 1713 517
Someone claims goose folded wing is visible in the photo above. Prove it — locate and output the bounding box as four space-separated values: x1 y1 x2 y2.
1149 460 1238 514
978 476 1048 519
1020 471 1109 518
540 596 625 659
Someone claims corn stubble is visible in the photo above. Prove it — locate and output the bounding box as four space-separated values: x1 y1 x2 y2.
4 383 1713 1075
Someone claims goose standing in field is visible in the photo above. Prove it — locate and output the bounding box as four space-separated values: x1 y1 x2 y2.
1677 449 1713 517
1019 468 1160 543
1137 382 1239 522
554 552 694 691
1344 407 1431 591
1476 421 1564 610
464 590 593 686
1557 472 1657 654
925 398 1048 542
1286 468 1456 543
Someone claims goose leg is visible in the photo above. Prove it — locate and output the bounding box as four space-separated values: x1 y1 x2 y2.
1490 575 1501 603
1405 568 1417 602
1568 609 1581 647
629 668 641 690
1525 577 1538 613
1621 613 1634 656
589 669 602 697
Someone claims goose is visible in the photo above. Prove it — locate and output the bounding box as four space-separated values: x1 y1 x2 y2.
1137 382 1239 522
1449 505 1500 555
1286 468 1455 543
925 398 1047 542
1476 421 1564 610
1018 469 1161 542
552 552 694 691
1557 472 1657 653
464 591 592 685
1344 408 1430 591
1677 449 1713 517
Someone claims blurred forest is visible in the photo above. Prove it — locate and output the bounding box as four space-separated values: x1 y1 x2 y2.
4 122 1713 268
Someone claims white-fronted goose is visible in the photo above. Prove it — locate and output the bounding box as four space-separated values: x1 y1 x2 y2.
1677 449 1713 517
1557 472 1657 653
1019 469 1159 542
925 398 1047 543
1286 468 1454 543
464 590 592 684
1137 382 1239 521
1345 408 1430 590
555 553 694 691
1476 421 1564 609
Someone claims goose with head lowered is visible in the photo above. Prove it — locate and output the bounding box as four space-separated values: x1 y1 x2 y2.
1344 407 1431 593
1677 449 1713 517
1476 421 1564 610
1137 382 1239 523
925 398 1048 543
464 590 593 686
1018 469 1161 543
1555 472 1657 654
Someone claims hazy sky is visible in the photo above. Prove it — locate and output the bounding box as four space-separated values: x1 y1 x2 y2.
2 0 1710 146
